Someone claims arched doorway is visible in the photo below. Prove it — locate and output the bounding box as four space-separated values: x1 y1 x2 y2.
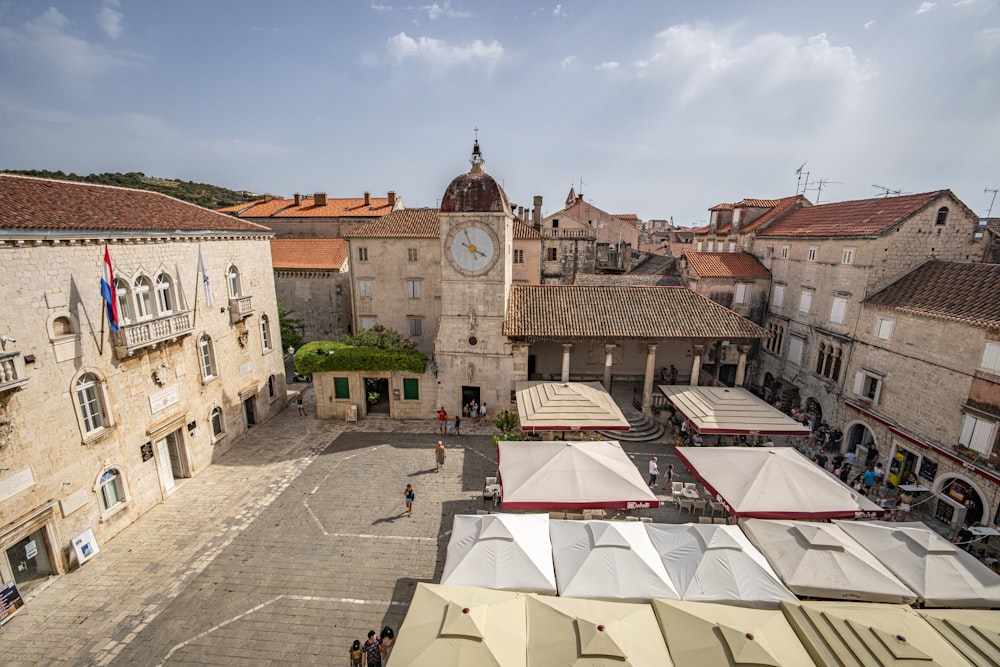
762 373 775 403
939 476 985 525
847 423 877 465
804 397 822 429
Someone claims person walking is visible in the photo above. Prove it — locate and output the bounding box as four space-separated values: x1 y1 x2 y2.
660 463 674 491
379 626 395 662
453 414 461 435
479 401 488 424
404 484 415 519
648 457 659 487
435 441 447 472
295 393 305 416
437 407 447 435
362 630 382 667
349 640 363 667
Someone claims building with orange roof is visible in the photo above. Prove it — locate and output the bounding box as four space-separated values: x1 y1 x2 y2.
220 190 403 238
270 238 352 342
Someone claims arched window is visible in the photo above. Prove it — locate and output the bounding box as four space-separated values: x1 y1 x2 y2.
155 273 174 315
935 206 949 225
133 276 153 320
199 335 216 379
76 372 107 434
99 469 124 510
227 265 242 299
210 407 225 439
816 344 827 375
268 374 276 398
114 278 132 325
51 315 74 337
261 315 272 351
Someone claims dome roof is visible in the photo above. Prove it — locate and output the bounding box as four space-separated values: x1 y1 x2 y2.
440 141 512 214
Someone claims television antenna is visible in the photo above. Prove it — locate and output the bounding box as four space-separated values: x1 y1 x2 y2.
794 162 809 195
872 185 902 198
985 187 998 219
812 178 842 204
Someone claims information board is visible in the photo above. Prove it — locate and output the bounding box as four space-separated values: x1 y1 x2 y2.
0 581 25 626
935 498 955 525
918 457 938 483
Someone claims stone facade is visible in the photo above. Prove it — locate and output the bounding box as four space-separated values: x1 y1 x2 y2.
273 268 352 342
0 234 285 590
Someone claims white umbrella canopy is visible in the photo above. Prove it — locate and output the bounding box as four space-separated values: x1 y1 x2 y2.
549 519 679 602
644 523 797 608
525 594 675 666
659 385 810 436
833 520 1000 608
741 519 917 604
515 380 630 432
652 599 816 667
676 446 886 520
499 440 658 511
388 583 527 667
441 513 557 594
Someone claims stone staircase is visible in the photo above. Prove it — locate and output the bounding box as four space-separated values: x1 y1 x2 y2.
598 411 666 442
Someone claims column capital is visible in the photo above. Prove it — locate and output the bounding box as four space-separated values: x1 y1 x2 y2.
692 344 705 356
646 343 658 354
562 343 574 352
738 344 751 354
604 343 617 354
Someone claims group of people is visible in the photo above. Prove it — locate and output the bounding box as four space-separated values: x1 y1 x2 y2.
437 402 488 436
645 457 675 490
658 365 679 384
350 627 395 666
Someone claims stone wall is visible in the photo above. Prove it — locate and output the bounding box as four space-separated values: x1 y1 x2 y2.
274 269 351 342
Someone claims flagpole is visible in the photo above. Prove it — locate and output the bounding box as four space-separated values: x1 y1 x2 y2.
192 244 201 327
99 248 106 356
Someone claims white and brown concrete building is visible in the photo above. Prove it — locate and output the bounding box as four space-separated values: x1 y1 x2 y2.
0 175 286 593
270 237 351 342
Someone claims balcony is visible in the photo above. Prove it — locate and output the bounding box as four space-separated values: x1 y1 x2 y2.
229 296 254 324
113 311 195 357
0 352 29 394
540 228 596 240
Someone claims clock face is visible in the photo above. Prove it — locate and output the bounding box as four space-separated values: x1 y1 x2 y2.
446 222 499 276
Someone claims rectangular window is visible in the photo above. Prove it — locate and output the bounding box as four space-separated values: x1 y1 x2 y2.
873 316 894 340
546 247 558 261
830 297 848 324
772 284 785 309
407 247 418 262
728 241 736 253
334 377 350 399
979 341 1000 374
780 246 789 259
853 371 883 405
734 283 750 305
358 279 374 298
799 290 813 313
403 378 419 400
808 247 818 262
408 317 423 336
842 248 855 265
358 247 369 262
361 317 376 330
513 249 525 264
696 241 703 252
707 241 714 252
765 246 773 259
960 414 998 455
787 335 805 365
406 280 421 299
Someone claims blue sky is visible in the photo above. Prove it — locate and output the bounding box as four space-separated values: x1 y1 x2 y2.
1 1 998 225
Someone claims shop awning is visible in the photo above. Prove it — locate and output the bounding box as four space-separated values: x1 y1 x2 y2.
659 385 810 436
515 381 630 432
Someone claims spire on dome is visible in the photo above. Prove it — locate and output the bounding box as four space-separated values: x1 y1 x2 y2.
470 128 485 173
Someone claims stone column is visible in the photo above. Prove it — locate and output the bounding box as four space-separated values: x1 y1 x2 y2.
734 344 750 386
602 344 616 391
711 340 722 386
642 343 658 416
560 343 573 383
690 344 704 386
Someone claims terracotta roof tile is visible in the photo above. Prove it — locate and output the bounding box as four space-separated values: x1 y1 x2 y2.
512 218 541 239
615 213 639 221
574 274 682 287
709 203 735 211
685 252 771 279
345 208 441 238
504 285 767 339
0 174 269 234
226 197 297 217
270 238 348 270
757 191 948 238
864 260 1000 329
738 195 806 233
736 198 782 208
271 196 393 218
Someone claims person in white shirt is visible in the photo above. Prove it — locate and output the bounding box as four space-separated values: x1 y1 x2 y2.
648 457 659 487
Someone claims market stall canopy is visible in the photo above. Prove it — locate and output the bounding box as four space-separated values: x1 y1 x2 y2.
917 609 1000 664
525 594 674 666
514 381 630 432
652 598 815 667
644 523 797 609
498 440 658 511
549 519 680 601
780 600 974 666
388 583 527 667
659 385 810 436
834 520 1000 608
741 519 916 604
676 446 886 520
441 513 557 594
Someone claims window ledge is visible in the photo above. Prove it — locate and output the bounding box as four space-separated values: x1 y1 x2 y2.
211 432 228 444
99 499 131 523
82 425 117 446
202 375 219 386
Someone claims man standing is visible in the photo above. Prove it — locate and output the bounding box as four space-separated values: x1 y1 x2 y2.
438 407 447 435
480 401 488 424
435 441 447 472
404 484 415 519
648 457 659 488
955 523 974 551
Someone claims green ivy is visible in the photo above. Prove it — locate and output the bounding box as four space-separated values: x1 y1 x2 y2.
294 340 426 375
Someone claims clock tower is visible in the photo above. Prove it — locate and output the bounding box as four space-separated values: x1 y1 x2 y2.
434 141 514 416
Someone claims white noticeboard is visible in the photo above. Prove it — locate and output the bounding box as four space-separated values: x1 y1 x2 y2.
71 528 100 566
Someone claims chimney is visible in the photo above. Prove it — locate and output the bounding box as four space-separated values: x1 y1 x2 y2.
388 191 396 207
364 191 371 206
294 193 301 206
533 195 543 228
314 192 327 206
518 206 525 220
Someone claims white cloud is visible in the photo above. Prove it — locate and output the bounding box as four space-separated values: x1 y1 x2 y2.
371 3 394 11
596 61 620 70
553 4 567 17
916 2 937 14
386 32 502 66
560 55 576 70
864 20 876 30
423 2 472 20
97 0 124 40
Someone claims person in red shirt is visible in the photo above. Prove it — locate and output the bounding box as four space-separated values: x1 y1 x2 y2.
437 407 447 434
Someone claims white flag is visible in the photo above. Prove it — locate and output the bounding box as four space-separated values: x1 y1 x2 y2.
198 244 214 308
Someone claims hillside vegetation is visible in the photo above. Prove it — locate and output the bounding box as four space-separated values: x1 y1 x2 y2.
1 169 262 209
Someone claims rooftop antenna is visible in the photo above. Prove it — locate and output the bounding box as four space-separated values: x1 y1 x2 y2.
985 187 998 218
812 178 842 204
872 185 902 198
795 162 808 195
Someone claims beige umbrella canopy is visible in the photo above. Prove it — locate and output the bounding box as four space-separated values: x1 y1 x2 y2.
651 598 815 667
515 381 630 432
781 600 974 666
917 609 1000 665
525 594 674 666
388 583 527 667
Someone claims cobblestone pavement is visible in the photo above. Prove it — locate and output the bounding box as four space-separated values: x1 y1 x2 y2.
1 385 689 666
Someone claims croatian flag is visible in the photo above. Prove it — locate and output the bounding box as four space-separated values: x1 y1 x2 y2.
101 245 120 333
198 244 214 307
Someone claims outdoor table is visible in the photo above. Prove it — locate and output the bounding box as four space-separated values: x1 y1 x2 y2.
898 484 930 493
483 484 501 507
970 526 1000 538
681 488 700 500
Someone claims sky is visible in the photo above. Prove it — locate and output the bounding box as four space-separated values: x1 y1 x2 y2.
1 1 998 226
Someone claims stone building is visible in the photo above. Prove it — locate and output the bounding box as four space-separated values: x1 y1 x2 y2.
0 175 285 593
270 238 351 342
219 191 403 238
539 189 641 277
842 261 1000 530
